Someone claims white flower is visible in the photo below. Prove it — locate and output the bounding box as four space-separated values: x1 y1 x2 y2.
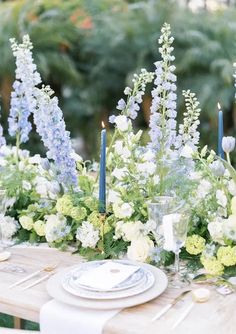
223 215 236 241
208 220 224 244
189 171 202 180
222 136 235 153
113 202 134 219
216 189 227 208
196 180 212 199
121 221 144 242
45 214 70 243
136 162 156 176
142 150 155 162
111 167 128 181
0 214 19 240
210 160 225 177
22 180 31 191
114 115 130 132
180 145 194 158
28 154 42 164
113 141 131 159
34 176 60 200
107 190 121 204
228 180 236 196
127 236 154 262
34 220 45 236
76 221 99 248
19 216 34 231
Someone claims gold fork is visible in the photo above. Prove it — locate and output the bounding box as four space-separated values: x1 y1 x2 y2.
9 263 58 288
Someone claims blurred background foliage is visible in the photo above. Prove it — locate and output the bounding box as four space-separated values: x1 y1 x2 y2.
0 0 235 160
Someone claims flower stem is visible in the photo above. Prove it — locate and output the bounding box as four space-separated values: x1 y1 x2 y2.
15 132 20 168
226 152 231 165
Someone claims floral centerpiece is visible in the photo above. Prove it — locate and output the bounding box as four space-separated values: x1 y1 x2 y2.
0 24 236 278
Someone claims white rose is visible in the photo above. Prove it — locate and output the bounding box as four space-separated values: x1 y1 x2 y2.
121 221 144 241
34 220 45 236
127 237 154 262
19 216 34 231
208 220 224 244
111 167 128 180
216 189 227 208
113 202 134 219
114 115 130 132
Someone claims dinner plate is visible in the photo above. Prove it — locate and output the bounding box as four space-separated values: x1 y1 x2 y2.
47 262 168 310
62 266 154 299
63 260 146 292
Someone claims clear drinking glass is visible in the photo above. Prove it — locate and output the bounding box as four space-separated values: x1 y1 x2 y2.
147 196 176 246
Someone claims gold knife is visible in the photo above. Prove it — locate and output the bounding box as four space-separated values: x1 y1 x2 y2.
151 290 191 322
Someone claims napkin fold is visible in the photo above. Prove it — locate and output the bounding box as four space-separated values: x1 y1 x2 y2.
40 300 121 334
76 261 140 290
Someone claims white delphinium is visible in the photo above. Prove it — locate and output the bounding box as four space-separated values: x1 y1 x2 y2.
45 214 70 243
0 214 19 240
111 167 128 181
196 179 212 199
34 176 60 200
176 90 201 152
107 190 121 204
113 140 131 159
76 221 99 248
223 215 236 241
228 180 236 196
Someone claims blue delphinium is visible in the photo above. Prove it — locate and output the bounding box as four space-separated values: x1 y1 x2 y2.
8 35 41 143
34 86 77 189
148 23 177 154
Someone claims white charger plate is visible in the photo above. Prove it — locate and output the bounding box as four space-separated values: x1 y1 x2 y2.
46 262 168 310
67 260 146 292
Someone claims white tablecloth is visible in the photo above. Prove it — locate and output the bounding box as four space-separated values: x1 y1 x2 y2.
40 300 120 334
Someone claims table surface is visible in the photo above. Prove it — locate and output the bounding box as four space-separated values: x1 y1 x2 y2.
0 247 235 334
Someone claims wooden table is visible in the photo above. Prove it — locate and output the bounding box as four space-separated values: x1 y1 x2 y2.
0 247 235 334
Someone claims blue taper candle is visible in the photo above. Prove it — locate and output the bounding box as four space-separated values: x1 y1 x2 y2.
99 122 106 213
217 103 224 159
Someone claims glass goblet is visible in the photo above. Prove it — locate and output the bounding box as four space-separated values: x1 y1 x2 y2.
147 196 176 246
162 205 190 288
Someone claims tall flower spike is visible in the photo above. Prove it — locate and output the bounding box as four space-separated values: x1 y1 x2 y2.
176 90 201 150
34 86 77 189
8 35 41 143
148 23 177 153
109 69 154 124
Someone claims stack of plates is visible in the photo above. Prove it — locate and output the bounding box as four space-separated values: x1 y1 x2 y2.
46 260 168 309
61 260 155 300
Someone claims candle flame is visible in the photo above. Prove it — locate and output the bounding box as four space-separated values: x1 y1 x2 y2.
217 102 221 110
101 121 105 128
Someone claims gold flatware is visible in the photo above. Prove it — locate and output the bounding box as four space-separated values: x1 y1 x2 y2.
9 263 58 288
151 290 191 322
21 271 55 290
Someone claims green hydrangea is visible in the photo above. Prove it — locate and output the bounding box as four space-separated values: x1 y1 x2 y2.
200 256 224 276
84 197 98 211
88 211 101 228
56 195 73 216
217 246 236 267
70 207 87 221
185 235 205 255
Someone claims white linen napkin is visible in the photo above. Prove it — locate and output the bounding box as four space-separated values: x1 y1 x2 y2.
40 300 121 334
76 261 140 290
